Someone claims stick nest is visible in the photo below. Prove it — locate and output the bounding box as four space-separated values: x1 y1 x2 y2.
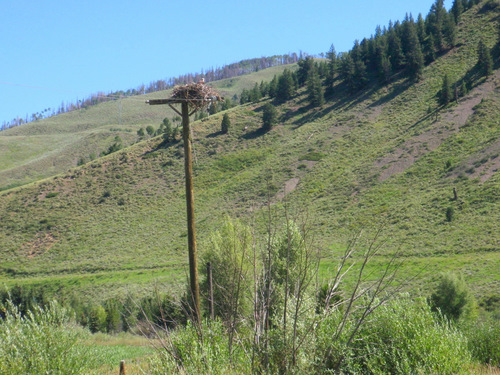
171 82 223 110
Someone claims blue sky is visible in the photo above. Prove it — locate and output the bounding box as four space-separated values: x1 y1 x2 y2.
0 0 444 124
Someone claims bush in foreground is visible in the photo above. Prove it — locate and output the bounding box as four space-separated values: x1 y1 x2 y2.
0 300 101 375
338 295 471 374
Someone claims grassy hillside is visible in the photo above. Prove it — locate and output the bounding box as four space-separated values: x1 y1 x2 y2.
0 2 498 306
0 64 294 191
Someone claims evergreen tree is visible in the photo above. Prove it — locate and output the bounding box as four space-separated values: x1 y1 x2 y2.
407 43 425 81
307 65 325 107
350 40 362 63
439 73 453 105
451 0 464 23
359 38 372 68
376 46 392 83
318 60 329 79
326 44 337 88
221 113 230 134
401 13 416 56
240 89 250 104
137 128 145 138
388 32 406 70
297 56 315 86
262 103 278 131
353 60 369 90
221 98 233 111
172 125 179 141
424 33 437 63
339 53 356 92
250 83 262 103
340 49 367 92
156 122 165 136
443 12 457 48
162 118 171 128
198 111 208 120
477 39 493 77
416 13 427 44
426 0 447 51
260 81 269 97
209 103 220 115
291 70 299 90
276 69 295 102
402 15 425 80
162 118 175 143
268 75 278 98
366 37 378 71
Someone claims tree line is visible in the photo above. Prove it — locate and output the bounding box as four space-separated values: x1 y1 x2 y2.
238 0 497 118
1 54 299 131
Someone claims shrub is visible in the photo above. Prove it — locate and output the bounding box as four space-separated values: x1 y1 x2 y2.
429 272 477 322
104 299 122 333
334 296 471 374
147 319 250 375
87 305 107 333
0 301 101 375
201 217 253 325
146 125 155 136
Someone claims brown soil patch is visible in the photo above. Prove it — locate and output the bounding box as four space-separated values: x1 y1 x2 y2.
20 232 57 258
475 155 500 183
450 138 500 183
375 70 500 181
275 177 300 201
357 102 384 123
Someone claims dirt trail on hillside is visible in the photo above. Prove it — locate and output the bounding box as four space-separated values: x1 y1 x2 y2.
375 70 500 182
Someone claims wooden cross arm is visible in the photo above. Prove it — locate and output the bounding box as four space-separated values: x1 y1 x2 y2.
145 97 223 105
146 99 186 105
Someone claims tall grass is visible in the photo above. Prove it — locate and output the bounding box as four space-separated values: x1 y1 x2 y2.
463 318 500 367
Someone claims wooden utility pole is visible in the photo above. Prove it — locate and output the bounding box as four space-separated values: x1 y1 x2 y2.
146 98 201 323
180 101 201 324
146 94 218 325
